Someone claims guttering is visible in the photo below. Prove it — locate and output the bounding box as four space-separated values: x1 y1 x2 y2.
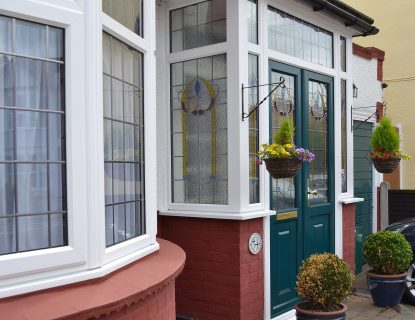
304 0 379 36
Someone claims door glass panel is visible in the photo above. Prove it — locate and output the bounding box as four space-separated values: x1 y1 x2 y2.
270 71 296 211
308 80 328 205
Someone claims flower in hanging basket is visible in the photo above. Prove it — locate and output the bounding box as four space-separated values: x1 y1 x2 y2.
367 117 411 173
257 118 315 179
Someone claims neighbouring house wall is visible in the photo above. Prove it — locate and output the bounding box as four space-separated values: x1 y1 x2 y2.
352 47 384 121
159 216 264 320
345 0 415 189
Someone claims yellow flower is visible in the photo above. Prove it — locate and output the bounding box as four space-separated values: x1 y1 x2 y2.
284 144 293 149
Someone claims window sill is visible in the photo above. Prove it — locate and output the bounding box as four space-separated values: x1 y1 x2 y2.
159 209 273 220
0 238 185 319
339 197 364 205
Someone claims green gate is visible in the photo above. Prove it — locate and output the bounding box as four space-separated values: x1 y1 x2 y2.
353 120 373 274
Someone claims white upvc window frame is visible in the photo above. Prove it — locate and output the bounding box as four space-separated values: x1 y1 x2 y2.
160 0 245 215
0 0 158 299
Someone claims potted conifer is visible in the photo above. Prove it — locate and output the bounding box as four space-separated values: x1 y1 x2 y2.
258 118 315 179
363 231 413 307
368 117 410 173
295 253 354 320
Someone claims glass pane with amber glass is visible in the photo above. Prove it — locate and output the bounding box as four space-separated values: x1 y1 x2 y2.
170 54 228 204
308 80 328 205
270 71 296 211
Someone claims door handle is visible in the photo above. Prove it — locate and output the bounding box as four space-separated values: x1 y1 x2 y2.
307 189 318 195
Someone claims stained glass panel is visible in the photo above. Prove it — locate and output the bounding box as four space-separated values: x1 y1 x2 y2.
248 54 259 203
270 71 296 211
171 54 228 204
308 80 328 205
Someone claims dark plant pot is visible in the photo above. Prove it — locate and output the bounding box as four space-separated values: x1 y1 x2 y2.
264 158 302 179
371 158 401 173
295 302 347 320
367 271 407 307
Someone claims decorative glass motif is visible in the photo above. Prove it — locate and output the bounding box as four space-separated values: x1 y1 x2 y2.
248 54 259 203
308 80 328 205
170 0 226 53
103 33 145 247
268 6 333 68
103 0 143 37
247 0 258 44
272 85 295 117
270 71 296 211
310 83 327 121
171 54 228 204
341 79 347 192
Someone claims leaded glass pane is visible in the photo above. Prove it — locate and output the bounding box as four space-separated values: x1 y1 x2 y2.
247 0 258 44
170 0 226 53
340 36 346 72
103 0 143 37
268 6 333 68
341 79 347 193
248 54 259 203
171 54 228 204
103 33 145 247
0 17 66 256
270 72 296 211
308 80 328 205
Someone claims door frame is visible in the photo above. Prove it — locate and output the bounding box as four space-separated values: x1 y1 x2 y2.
269 60 335 318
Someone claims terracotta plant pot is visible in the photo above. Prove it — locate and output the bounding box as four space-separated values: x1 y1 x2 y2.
371 158 400 173
367 271 407 307
295 302 347 320
264 158 302 179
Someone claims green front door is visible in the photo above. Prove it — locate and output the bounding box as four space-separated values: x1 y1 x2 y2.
270 61 335 317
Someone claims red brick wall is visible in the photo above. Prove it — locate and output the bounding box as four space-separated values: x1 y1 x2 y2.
342 204 356 272
159 216 264 320
105 281 176 320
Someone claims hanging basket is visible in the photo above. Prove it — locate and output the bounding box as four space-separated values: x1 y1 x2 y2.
264 158 302 179
372 158 401 174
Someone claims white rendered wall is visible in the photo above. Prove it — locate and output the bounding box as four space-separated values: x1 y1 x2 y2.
352 55 383 122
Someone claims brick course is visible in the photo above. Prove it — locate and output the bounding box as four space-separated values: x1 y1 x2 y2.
159 216 264 320
342 203 356 272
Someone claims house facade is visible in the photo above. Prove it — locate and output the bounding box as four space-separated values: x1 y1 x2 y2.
0 1 378 320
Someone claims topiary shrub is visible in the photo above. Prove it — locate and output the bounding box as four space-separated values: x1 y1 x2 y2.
363 231 413 275
370 117 399 152
274 117 295 145
296 253 354 312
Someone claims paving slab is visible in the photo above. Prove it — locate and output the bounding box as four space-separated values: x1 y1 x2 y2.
347 265 415 320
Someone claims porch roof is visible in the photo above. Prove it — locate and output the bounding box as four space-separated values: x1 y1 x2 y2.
303 0 379 36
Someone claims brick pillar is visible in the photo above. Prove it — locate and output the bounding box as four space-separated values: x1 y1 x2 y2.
342 203 356 272
159 216 264 320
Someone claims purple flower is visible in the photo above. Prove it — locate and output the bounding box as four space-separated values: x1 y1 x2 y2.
256 159 263 165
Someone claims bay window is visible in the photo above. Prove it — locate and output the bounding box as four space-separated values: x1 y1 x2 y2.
0 0 156 298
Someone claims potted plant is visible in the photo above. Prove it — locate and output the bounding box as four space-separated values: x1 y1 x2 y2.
368 117 411 173
363 231 413 307
258 118 315 179
295 253 354 320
